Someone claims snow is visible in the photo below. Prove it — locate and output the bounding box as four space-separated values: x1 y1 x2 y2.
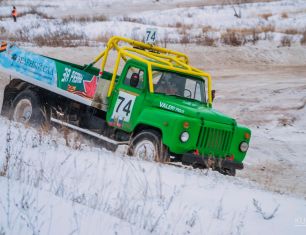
0 118 306 234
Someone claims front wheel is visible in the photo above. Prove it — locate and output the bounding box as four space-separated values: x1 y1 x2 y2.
129 130 169 162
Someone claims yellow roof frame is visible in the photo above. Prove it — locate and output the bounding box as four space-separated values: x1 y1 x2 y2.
91 36 212 105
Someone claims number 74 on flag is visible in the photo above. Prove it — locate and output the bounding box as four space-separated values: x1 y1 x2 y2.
145 28 158 44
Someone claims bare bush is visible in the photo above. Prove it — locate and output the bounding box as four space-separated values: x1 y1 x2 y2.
259 13 272 20
180 35 190 44
283 28 299 35
221 30 246 46
281 12 288 19
176 22 183 28
280 36 292 47
301 31 306 45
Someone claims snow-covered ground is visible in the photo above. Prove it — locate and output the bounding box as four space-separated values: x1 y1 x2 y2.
0 0 306 45
1 0 306 234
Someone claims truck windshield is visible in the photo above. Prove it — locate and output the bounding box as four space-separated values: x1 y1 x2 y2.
152 70 206 102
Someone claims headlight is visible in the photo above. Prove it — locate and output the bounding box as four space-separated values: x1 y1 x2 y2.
180 131 189 142
239 142 249 152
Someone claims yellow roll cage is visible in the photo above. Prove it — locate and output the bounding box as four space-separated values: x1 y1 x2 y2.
91 36 212 105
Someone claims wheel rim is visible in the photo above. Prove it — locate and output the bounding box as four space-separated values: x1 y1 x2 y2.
134 140 157 161
13 99 33 123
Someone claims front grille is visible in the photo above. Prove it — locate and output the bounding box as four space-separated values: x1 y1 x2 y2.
197 126 233 156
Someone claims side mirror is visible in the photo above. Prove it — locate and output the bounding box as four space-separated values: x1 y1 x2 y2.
130 73 139 88
211 90 216 102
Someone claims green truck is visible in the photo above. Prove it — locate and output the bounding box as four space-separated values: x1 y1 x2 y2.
0 37 251 175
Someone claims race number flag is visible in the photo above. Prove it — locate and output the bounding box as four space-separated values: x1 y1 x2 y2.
145 28 158 44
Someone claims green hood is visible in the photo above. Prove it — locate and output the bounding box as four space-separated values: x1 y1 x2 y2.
149 94 236 126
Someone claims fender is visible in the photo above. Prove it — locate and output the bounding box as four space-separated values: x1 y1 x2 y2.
134 107 202 153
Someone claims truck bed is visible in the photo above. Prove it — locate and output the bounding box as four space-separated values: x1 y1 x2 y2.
0 41 114 110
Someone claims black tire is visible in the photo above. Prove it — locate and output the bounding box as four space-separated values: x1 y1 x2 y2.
218 167 236 176
129 130 169 162
9 89 46 126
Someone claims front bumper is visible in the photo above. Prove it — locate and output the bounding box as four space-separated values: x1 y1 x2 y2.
182 153 244 170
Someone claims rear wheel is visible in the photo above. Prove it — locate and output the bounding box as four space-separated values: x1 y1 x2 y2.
10 90 46 126
130 130 169 162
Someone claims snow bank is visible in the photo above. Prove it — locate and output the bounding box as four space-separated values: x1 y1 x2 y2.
0 117 305 234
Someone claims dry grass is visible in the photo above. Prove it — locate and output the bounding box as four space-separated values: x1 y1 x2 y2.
283 28 299 35
33 31 89 47
281 12 288 19
0 15 8 21
169 22 193 30
178 25 192 44
62 15 107 24
18 7 55 19
95 33 114 43
259 24 275 40
249 28 260 45
260 24 275 33
195 35 216 46
121 16 147 24
175 22 183 28
220 28 261 46
259 13 272 20
202 26 213 33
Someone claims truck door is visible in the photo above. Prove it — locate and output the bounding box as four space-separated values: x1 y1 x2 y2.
106 62 147 132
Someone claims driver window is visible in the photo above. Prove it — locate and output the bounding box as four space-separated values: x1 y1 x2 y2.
194 82 202 101
124 67 144 89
